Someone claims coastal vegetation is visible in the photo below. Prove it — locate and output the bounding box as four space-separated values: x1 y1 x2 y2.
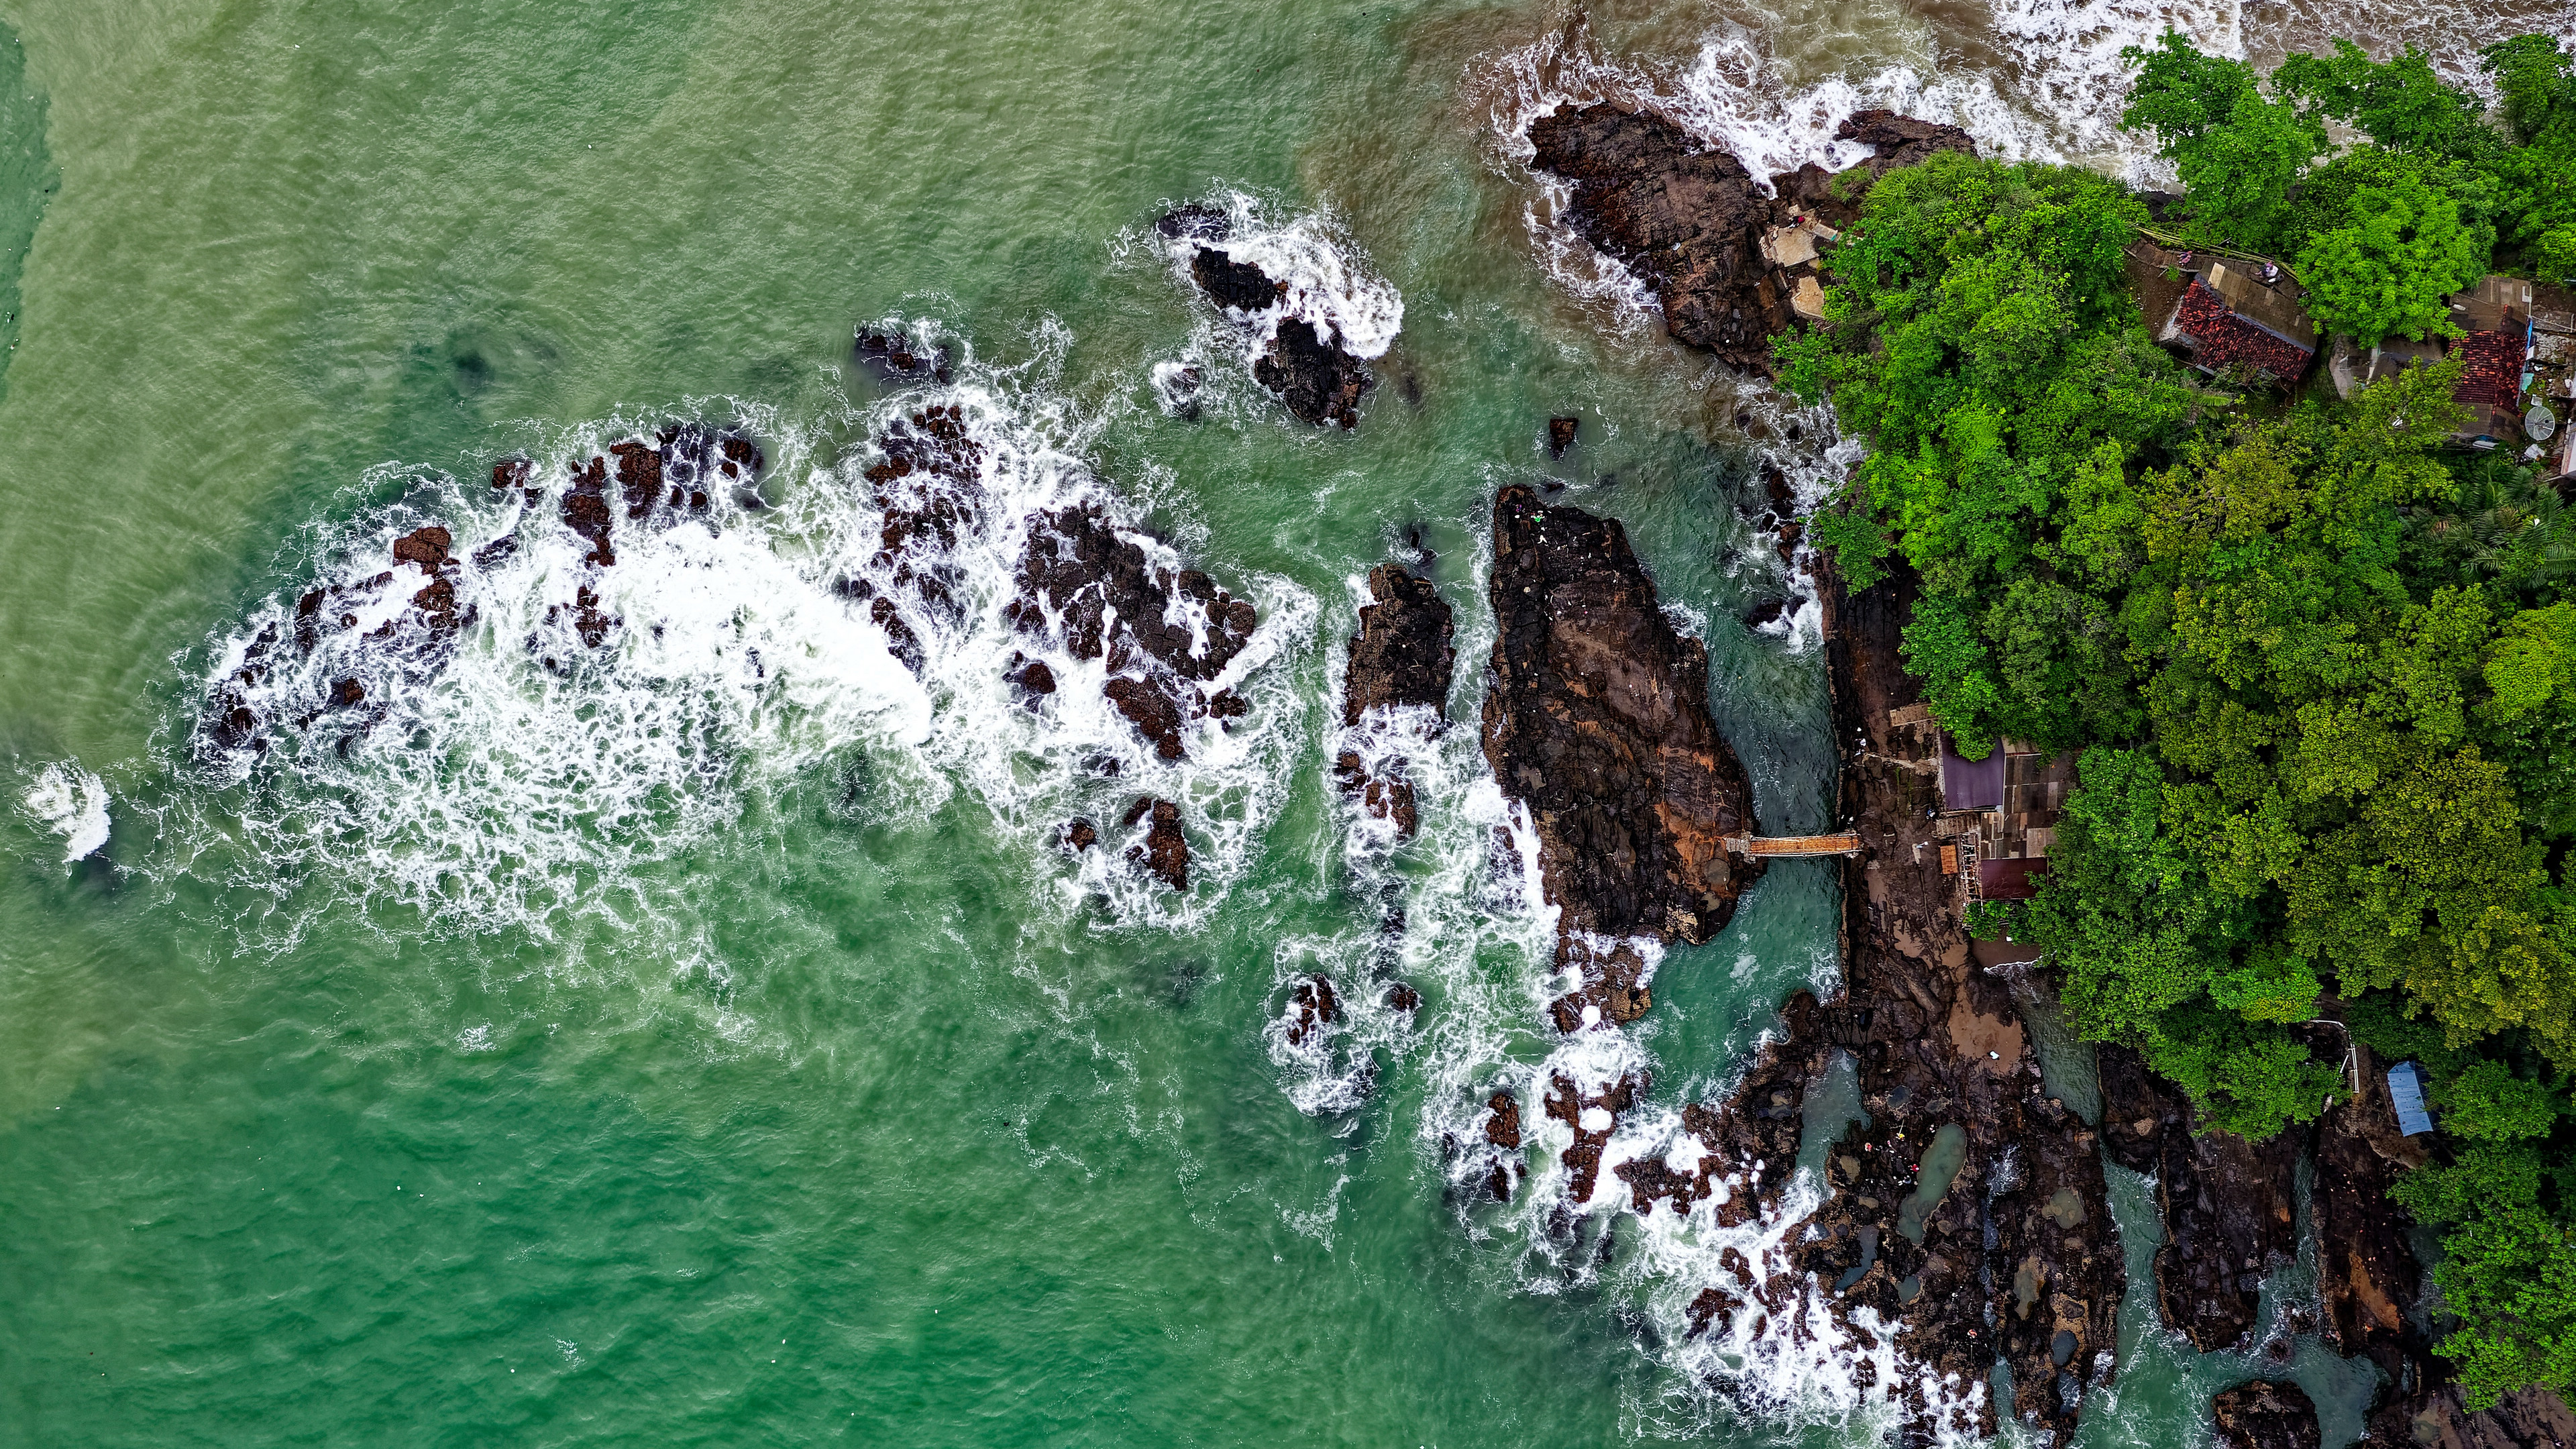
1783 35 2576 1408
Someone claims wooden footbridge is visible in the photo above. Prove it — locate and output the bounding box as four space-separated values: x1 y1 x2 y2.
1724 833 1862 857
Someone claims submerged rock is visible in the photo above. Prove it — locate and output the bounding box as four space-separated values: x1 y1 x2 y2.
1480 484 1762 947
2210 1380 2320 1449
1122 796 1189 891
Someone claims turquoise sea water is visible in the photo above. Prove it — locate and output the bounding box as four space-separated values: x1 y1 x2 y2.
1 1 2559 1444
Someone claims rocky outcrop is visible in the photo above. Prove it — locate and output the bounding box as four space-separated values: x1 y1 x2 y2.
1254 319 1372 429
1159 209 1375 429
1481 484 1762 947
1527 102 1780 368
1122 796 1189 891
2211 1381 2321 1449
1621 564 2123 1440
1548 416 1578 458
1767 111 1976 231
202 424 756 759
2099 1044 2304 1352
1527 103 1974 369
1344 564 1454 723
2303 1033 2437 1391
2369 1385 2576 1448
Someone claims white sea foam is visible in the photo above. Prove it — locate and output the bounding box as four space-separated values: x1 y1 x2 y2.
176 326 1316 945
22 761 110 864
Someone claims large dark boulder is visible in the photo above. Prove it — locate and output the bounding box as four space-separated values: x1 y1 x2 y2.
1343 564 1453 724
2211 1381 2320 1449
1481 484 1760 945
1254 318 1371 430
1526 102 1780 369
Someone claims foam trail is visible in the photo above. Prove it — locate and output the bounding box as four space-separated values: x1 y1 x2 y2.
23 762 110 864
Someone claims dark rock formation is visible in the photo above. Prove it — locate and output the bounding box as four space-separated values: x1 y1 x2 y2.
1333 562 1455 840
1485 1090 1523 1148
1387 983 1421 1014
1122 797 1189 890
2211 1381 2321 1449
1619 564 2123 1441
1190 248 1284 312
1344 564 1454 724
1526 102 1782 368
1154 204 1229 242
1160 223 1377 429
1283 973 1340 1046
1254 319 1371 429
1528 103 1973 370
1548 416 1579 458
1544 1070 1640 1207
1481 484 1761 947
855 326 953 384
2369 1385 2576 1448
1061 818 1097 853
2099 1044 2303 1352
842 397 1266 766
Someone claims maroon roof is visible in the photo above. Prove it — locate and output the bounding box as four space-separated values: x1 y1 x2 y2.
2170 279 2314 382
1978 857 2051 901
2455 328 2527 412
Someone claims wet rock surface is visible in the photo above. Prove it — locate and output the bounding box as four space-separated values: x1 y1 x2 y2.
1334 561 1455 841
1254 319 1372 429
1343 564 1454 724
1122 797 1189 891
1480 484 1762 949
1623 564 2122 1441
1527 103 1972 370
2211 1380 2322 1449
2369 1384 2576 1448
1159 215 1376 429
1527 101 1780 368
2099 1044 2302 1352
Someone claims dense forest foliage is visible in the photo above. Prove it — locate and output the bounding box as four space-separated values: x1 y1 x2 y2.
1778 35 2576 1407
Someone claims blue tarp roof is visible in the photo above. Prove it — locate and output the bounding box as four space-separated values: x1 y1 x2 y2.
2388 1061 2436 1136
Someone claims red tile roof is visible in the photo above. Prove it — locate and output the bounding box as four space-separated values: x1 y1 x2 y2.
2170 279 2314 382
2455 327 2526 411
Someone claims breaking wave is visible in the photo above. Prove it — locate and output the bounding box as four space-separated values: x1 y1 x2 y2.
21 761 110 865
168 325 1317 947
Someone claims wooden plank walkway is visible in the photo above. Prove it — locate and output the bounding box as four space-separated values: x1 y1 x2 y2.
1727 833 1862 857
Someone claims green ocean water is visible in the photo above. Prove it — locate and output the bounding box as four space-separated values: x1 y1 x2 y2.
0 1 2522 1444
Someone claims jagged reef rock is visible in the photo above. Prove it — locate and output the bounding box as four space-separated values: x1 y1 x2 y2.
1159 213 1375 429
1480 484 1761 947
1528 103 1975 368
1343 564 1454 723
2099 1044 2302 1352
1122 797 1189 891
2211 1381 2320 1449
201 425 751 759
1253 319 1371 430
1527 101 1780 368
